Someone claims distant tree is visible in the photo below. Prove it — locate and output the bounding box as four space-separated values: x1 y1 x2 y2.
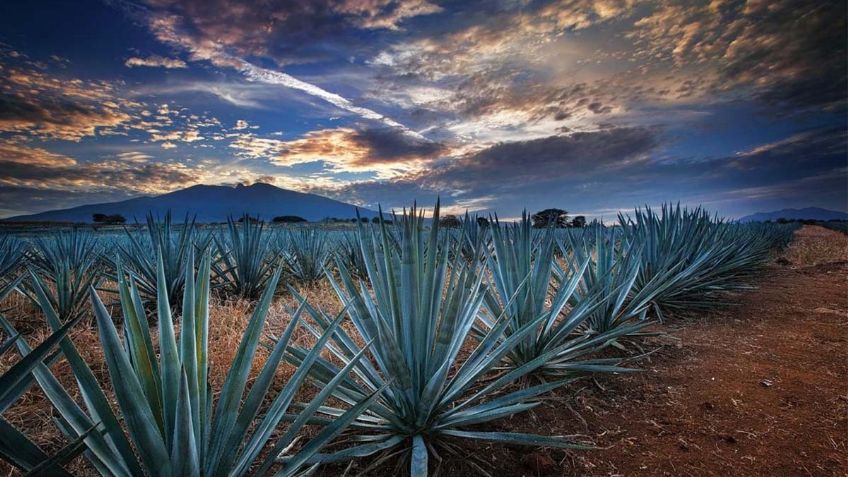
371 217 381 223
439 214 462 228
92 213 126 224
476 217 490 227
350 218 358 223
360 217 370 223
273 215 307 223
531 208 568 228
776 217 791 224
570 216 586 228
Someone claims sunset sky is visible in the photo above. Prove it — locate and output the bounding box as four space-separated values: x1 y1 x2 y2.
1 0 845 219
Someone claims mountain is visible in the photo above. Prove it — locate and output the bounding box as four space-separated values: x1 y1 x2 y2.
738 207 848 222
4 183 379 223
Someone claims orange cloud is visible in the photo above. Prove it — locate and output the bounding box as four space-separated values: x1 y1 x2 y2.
0 141 77 167
125 55 187 68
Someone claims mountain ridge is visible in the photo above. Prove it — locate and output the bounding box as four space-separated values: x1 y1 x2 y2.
4 183 378 223
738 207 848 222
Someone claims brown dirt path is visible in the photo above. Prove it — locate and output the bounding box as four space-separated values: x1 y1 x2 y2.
466 225 848 476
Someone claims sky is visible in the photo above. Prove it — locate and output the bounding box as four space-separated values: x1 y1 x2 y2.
0 0 845 220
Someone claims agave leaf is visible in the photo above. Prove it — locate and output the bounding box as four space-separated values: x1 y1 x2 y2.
90 286 172 475
0 417 74 477
440 430 592 450
0 310 83 406
170 369 200 477
0 311 140 477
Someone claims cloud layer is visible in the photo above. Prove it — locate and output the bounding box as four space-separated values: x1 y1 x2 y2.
0 0 844 218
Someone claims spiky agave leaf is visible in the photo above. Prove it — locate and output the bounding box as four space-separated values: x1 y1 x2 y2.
481 213 646 376
0 234 26 286
0 278 94 476
114 210 196 307
561 224 660 334
285 229 330 284
213 215 276 299
619 203 782 316
337 231 368 279
458 211 490 263
287 201 591 477
24 246 375 476
25 230 102 322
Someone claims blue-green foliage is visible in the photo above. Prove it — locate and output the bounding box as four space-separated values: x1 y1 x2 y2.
26 230 101 322
213 216 277 299
619 204 791 317
287 204 593 477
116 211 197 306
0 235 26 286
285 229 330 284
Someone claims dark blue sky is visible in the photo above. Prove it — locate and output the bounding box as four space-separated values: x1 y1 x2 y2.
1 0 845 219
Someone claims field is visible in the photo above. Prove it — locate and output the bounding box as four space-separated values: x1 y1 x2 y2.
0 206 844 477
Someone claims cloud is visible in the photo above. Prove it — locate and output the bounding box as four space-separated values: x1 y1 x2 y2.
228 134 286 159
0 79 135 141
334 0 442 30
116 151 154 162
149 128 204 143
229 125 445 177
310 126 847 218
0 151 199 195
140 0 442 60
135 3 427 136
0 140 78 167
626 0 847 111
125 55 187 68
0 55 148 141
308 127 660 208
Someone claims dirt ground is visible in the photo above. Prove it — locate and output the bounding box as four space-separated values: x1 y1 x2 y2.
425 225 847 477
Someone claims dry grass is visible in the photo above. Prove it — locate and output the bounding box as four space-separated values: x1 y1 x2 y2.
782 225 848 266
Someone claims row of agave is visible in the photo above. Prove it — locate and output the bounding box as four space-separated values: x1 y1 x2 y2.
0 213 360 325
0 203 797 476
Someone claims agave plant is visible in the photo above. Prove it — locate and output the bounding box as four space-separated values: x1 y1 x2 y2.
285 229 330 284
458 212 490 262
337 231 368 278
13 249 378 476
0 235 26 285
0 277 97 476
482 213 646 376
562 225 660 334
26 230 101 322
116 211 196 306
619 204 774 317
287 203 588 476
213 215 276 299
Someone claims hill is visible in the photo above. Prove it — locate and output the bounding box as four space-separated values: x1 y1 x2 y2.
738 207 848 222
4 183 378 223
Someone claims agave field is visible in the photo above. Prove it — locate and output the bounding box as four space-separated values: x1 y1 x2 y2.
0 203 798 476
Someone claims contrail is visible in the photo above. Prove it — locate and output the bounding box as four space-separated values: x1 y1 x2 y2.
235 60 422 136
107 0 423 138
